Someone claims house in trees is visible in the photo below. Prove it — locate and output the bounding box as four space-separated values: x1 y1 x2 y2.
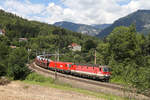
0 29 5 36
68 43 81 51
19 38 28 42
0 30 2 35
10 46 17 49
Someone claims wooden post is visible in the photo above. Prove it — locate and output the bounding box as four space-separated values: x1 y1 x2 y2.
55 50 57 80
57 48 59 62
94 49 96 65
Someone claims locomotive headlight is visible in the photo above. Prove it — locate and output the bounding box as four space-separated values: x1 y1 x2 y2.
60 65 63 68
98 72 104 76
105 74 110 77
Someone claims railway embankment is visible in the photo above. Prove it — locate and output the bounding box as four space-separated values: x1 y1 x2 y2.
28 62 149 100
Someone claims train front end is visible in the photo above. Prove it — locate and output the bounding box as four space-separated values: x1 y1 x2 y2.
98 66 111 82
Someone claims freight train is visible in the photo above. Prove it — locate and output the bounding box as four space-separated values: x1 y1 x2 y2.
35 55 111 82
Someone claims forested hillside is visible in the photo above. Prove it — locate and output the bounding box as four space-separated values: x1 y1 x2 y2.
0 9 99 50
0 9 101 79
0 9 150 96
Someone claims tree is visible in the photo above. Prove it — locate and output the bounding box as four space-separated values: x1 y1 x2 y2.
7 47 30 80
0 36 10 76
107 25 140 75
83 39 97 51
106 25 150 95
107 26 138 62
96 42 110 65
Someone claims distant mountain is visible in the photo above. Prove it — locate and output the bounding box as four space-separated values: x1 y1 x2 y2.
91 24 111 29
54 21 110 36
97 10 150 38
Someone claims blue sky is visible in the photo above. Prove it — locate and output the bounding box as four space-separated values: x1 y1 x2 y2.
29 0 60 6
0 0 150 24
28 0 131 6
117 0 131 6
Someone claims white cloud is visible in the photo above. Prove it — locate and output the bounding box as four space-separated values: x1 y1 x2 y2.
61 0 124 24
3 0 45 19
0 6 3 10
61 0 150 24
125 0 150 10
0 0 150 25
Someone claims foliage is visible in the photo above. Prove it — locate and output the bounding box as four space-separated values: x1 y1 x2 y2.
7 48 30 80
96 42 110 65
24 74 132 100
25 72 54 83
0 36 10 76
0 76 11 85
83 39 97 51
100 25 150 95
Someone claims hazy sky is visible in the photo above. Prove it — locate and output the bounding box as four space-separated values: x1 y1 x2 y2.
0 0 150 25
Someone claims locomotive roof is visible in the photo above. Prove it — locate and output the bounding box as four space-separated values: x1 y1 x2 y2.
74 63 109 68
55 61 72 64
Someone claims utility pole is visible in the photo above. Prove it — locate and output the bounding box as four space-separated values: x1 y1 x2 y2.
55 50 57 80
94 49 96 65
57 48 60 61
54 48 64 80
43 50 45 58
28 48 30 63
27 40 31 64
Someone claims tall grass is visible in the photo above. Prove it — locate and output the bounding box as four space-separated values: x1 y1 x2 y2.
23 72 134 100
25 72 54 83
110 76 127 85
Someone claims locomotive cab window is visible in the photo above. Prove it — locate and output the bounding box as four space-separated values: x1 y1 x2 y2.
69 64 72 68
99 68 102 71
103 68 110 72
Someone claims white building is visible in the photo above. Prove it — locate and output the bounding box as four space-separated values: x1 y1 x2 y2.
0 29 5 36
0 29 3 35
68 43 81 51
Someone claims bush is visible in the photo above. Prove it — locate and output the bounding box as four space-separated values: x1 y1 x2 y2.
25 73 54 83
7 47 30 80
0 77 11 85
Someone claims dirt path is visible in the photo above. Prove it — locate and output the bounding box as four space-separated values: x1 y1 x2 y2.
0 81 104 100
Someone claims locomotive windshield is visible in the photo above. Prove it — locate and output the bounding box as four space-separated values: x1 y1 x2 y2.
69 64 72 68
103 67 110 72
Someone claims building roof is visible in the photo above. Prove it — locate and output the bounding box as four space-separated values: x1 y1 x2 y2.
0 30 2 34
10 46 17 49
19 38 28 41
69 43 81 47
0 29 5 35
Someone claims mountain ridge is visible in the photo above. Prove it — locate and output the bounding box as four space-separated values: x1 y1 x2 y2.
97 10 150 38
54 21 110 36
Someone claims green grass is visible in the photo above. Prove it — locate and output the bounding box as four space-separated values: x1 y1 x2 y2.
23 73 134 100
25 72 54 83
110 76 127 85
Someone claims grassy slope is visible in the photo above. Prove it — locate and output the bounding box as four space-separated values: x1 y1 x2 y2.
23 73 133 100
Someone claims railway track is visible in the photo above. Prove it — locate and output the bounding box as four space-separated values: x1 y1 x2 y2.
28 62 149 100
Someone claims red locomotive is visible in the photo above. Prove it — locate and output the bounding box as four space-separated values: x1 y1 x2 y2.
35 55 111 82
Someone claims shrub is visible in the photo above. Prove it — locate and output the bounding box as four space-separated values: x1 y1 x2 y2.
25 72 54 83
0 77 11 85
